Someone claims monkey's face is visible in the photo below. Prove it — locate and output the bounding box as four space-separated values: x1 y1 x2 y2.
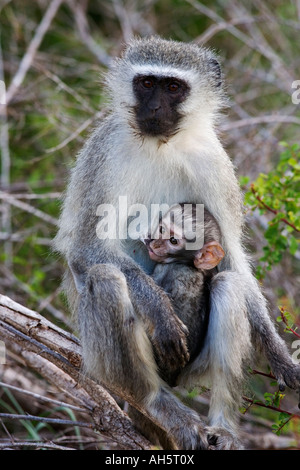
132 75 190 138
106 37 226 140
144 224 186 263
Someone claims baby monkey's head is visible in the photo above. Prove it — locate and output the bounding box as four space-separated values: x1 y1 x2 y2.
143 203 225 271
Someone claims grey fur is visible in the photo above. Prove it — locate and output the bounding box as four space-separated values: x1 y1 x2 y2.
54 36 300 450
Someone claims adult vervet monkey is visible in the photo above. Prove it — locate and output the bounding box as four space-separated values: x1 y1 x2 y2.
54 36 300 450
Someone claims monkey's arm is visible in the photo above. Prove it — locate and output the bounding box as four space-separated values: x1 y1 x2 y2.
122 259 190 369
69 244 190 372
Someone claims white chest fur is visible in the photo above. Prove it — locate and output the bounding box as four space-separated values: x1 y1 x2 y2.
109 127 221 210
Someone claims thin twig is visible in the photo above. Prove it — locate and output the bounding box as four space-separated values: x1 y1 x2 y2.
0 38 12 269
0 232 52 245
1 192 61 200
0 191 57 226
68 0 111 68
186 0 293 92
250 185 300 233
251 369 276 380
0 412 93 428
112 0 134 43
242 396 300 418
279 307 300 339
44 110 105 155
0 441 76 450
35 64 95 113
220 115 300 132
0 381 87 413
195 16 265 45
5 0 64 104
0 265 67 322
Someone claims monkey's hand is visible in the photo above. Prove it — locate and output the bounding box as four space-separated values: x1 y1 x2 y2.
273 363 300 408
151 312 190 372
122 262 190 371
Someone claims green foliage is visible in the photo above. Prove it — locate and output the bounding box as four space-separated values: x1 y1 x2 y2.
263 389 295 437
272 413 292 436
244 143 300 279
242 144 300 436
264 390 284 408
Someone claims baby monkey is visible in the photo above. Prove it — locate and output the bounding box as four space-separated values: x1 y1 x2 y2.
143 203 224 385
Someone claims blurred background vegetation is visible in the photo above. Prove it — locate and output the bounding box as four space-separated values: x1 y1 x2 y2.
0 0 299 450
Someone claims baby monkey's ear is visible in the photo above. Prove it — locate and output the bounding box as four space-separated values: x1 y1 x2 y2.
194 241 225 270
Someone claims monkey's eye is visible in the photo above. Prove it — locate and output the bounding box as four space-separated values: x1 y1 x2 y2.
142 78 154 89
168 82 180 93
169 237 178 245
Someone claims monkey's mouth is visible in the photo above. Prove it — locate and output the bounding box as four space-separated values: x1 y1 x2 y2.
138 118 180 139
131 106 182 139
146 246 169 263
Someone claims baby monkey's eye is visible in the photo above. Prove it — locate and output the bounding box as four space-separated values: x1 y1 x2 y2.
170 237 178 245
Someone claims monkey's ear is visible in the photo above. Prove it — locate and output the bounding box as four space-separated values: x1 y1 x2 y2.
194 241 225 270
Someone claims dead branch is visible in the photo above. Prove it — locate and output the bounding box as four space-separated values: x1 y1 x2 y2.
44 110 106 155
5 0 64 105
220 115 300 132
0 441 76 450
186 0 293 92
0 380 86 412
0 191 58 226
68 0 112 68
0 293 152 450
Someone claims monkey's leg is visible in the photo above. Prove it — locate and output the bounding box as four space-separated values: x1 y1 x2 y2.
78 264 209 450
179 271 252 450
189 271 300 449
221 240 300 395
127 406 175 449
206 272 253 449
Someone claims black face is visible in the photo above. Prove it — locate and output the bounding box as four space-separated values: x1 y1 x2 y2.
132 75 190 138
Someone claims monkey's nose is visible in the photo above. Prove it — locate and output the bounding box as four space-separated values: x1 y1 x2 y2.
150 105 161 117
148 94 162 114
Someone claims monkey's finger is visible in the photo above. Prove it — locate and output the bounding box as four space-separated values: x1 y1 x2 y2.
176 319 189 336
163 341 189 370
166 344 187 367
180 339 190 362
173 339 190 367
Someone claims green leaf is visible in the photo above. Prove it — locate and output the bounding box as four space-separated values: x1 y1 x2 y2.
289 236 299 255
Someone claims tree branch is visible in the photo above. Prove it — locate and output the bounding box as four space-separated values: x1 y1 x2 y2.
5 0 64 105
279 306 300 338
243 395 300 418
250 184 300 233
0 294 152 450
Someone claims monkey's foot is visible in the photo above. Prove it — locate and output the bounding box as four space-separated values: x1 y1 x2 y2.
207 427 243 450
272 363 300 408
171 421 210 450
276 363 300 391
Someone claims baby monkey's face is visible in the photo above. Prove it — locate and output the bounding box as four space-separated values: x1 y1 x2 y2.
143 223 225 271
144 223 186 263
